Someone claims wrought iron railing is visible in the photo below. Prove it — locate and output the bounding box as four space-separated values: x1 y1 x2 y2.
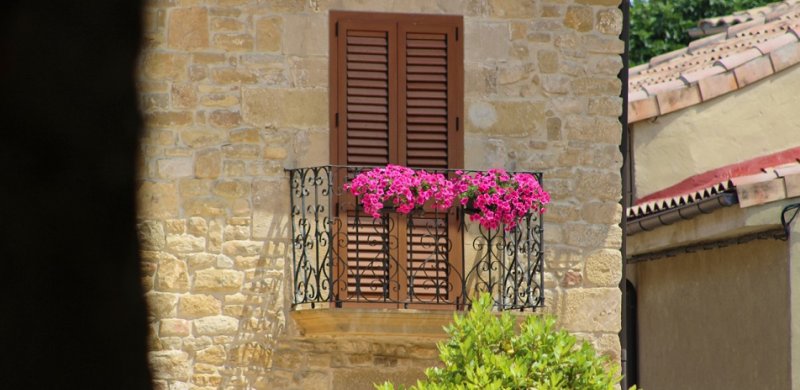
287 165 544 311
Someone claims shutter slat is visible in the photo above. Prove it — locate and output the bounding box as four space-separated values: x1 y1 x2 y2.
407 39 446 49
408 90 446 99
407 150 446 158
348 96 388 105
407 65 447 74
407 124 447 132
407 141 447 150
407 107 447 116
348 86 388 96
407 33 446 40
407 74 446 82
348 62 389 71
348 54 388 63
407 48 446 57
407 82 447 91
407 99 446 107
348 70 388 80
407 116 447 124
347 36 388 46
348 138 389 147
347 45 388 54
407 57 447 65
348 113 388 122
348 104 388 114
406 132 446 141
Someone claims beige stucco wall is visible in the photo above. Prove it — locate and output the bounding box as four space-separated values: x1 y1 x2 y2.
136 1 625 389
631 63 800 199
636 238 790 390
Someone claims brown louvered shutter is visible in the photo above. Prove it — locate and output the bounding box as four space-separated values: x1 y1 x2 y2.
330 12 463 308
398 20 463 308
332 18 400 305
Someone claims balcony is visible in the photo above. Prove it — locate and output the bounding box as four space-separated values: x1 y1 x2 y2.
287 165 544 312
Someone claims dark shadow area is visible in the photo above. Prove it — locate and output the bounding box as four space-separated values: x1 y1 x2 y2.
0 1 151 388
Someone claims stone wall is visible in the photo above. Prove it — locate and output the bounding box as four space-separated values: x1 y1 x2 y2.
136 0 624 389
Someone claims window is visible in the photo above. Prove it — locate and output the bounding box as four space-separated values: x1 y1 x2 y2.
328 11 464 308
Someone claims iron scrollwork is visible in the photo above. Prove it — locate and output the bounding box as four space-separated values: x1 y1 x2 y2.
286 165 544 311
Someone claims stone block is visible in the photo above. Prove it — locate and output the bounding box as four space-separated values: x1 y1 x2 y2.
588 96 623 117
194 316 239 335
256 17 282 52
222 240 263 257
465 22 509 62
185 253 217 270
288 57 327 88
560 288 621 333
210 67 258 84
195 149 222 179
187 217 208 236
196 345 227 365
564 6 593 32
488 0 536 18
138 221 166 250
158 157 194 179
141 52 190 81
242 88 327 128
138 182 179 219
168 7 208 50
209 110 243 128
180 130 225 149
571 77 621 96
211 16 246 32
149 350 190 380
156 258 190 292
565 116 620 144
584 249 622 287
146 111 194 129
213 180 250 198
194 269 244 292
199 94 239 107
160 319 191 337
183 197 228 217
283 15 326 56
166 233 206 253
596 8 622 35
213 33 254 51
146 292 179 319
581 201 622 225
537 50 559 74
179 294 222 318
491 101 546 137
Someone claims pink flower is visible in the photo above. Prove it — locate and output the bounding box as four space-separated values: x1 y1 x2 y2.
344 166 550 230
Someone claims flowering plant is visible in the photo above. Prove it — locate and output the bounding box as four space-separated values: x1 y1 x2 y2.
343 165 456 219
453 169 550 231
343 166 549 230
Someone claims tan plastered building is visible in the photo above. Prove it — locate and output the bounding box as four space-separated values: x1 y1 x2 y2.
135 1 626 389
626 2 800 389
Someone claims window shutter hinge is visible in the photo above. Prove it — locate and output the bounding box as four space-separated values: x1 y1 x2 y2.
335 112 339 127
456 117 460 131
455 27 459 41
335 22 339 37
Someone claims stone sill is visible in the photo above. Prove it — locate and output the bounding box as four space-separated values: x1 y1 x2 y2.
290 307 458 338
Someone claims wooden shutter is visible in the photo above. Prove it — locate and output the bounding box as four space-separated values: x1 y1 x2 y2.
332 19 400 305
398 20 463 307
330 12 463 308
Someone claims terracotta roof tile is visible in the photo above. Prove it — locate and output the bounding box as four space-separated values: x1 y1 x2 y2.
770 40 800 71
656 85 702 115
734 55 775 86
628 1 800 123
628 96 659 123
627 160 800 219
697 71 738 100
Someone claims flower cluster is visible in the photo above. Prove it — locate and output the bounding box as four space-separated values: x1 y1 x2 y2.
344 165 550 230
343 165 456 219
453 169 550 230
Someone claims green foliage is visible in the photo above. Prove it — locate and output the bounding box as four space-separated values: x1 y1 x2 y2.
376 294 621 390
631 0 776 65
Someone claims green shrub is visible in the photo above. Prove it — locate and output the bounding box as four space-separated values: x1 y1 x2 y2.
376 293 622 390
